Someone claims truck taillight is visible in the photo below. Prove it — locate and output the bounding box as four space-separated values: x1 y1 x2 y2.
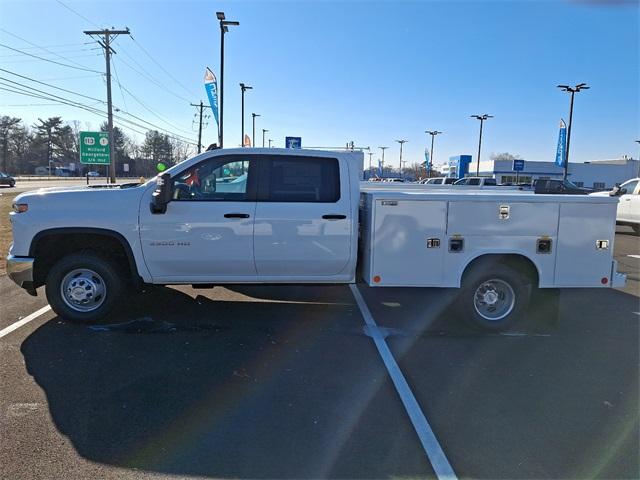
12 203 28 213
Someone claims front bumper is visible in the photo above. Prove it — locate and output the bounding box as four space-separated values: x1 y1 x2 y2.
6 255 34 289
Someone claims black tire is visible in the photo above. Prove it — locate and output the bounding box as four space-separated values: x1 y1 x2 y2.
457 262 532 331
9 181 15 188
633 225 640 236
45 252 123 323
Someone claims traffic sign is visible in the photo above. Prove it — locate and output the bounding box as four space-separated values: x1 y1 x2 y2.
285 136 302 149
80 131 110 165
512 159 525 171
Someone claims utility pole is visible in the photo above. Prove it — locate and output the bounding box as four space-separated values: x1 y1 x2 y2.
190 101 205 153
471 114 493 176
239 83 252 146
425 130 442 178
84 27 130 183
251 113 260 148
395 140 407 179
557 83 589 180
262 129 268 148
216 12 239 148
379 146 388 177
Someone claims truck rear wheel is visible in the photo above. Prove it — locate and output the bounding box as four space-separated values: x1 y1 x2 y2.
45 253 122 323
458 263 531 331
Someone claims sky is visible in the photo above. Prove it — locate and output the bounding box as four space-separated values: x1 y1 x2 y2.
0 0 638 171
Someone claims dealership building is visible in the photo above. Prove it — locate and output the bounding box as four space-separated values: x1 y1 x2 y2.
445 155 639 189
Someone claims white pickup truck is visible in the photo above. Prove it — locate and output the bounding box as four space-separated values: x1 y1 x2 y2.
7 148 626 330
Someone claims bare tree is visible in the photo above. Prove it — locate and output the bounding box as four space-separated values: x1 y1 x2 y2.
490 152 521 162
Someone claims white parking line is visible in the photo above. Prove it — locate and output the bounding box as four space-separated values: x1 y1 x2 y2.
349 284 457 480
627 254 640 259
0 305 51 339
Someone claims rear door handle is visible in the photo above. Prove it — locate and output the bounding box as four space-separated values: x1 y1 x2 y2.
224 213 250 219
322 214 347 220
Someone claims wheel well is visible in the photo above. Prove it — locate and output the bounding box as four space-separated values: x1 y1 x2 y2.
462 254 539 286
30 230 139 287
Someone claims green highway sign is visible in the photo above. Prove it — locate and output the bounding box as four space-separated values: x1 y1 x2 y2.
80 131 110 165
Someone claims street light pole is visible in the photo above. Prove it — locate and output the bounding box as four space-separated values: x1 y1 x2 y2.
216 12 239 149
379 146 388 177
239 83 252 146
262 129 268 148
635 140 640 176
251 113 260 148
367 152 374 177
425 130 442 178
268 139 273 148
395 139 408 179
471 114 493 176
557 83 589 181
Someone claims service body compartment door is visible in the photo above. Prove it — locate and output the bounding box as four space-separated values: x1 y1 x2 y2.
447 201 559 236
371 200 447 286
253 155 352 277
555 203 617 286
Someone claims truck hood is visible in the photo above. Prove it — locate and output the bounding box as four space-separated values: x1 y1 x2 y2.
14 182 148 203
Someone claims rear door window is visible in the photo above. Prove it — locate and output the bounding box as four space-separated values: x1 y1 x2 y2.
260 156 340 202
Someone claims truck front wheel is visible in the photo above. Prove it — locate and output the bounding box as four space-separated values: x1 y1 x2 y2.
45 253 122 323
458 263 531 331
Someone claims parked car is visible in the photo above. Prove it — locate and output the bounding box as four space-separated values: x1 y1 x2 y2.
420 177 457 185
534 179 593 195
87 171 101 177
0 172 15 187
591 178 640 234
453 177 498 187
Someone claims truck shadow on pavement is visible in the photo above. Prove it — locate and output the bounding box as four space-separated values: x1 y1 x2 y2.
18 285 639 479
19 285 433 479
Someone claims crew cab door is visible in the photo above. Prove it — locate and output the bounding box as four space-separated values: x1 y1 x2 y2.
139 154 257 282
253 154 352 278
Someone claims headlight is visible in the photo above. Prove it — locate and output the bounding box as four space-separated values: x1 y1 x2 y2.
12 203 28 213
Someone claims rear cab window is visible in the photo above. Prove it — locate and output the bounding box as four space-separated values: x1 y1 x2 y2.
258 156 340 202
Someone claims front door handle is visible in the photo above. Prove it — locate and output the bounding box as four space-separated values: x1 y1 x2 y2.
224 213 250 219
322 214 347 220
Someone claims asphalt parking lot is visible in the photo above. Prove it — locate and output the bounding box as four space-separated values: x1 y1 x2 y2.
1 228 638 479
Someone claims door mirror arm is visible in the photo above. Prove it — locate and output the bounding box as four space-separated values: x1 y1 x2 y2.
151 173 172 214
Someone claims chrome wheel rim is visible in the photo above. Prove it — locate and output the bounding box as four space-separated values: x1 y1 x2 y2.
60 268 106 312
473 278 515 321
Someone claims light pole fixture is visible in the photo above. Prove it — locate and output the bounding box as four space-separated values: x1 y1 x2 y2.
379 146 388 177
470 114 493 176
216 11 239 148
557 83 589 180
262 128 268 148
251 112 260 148
425 130 442 178
239 83 252 146
395 140 408 178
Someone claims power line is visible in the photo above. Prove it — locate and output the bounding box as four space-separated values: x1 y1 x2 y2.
129 35 197 98
111 55 129 111
54 0 101 28
0 43 103 73
0 68 106 104
119 82 196 135
0 28 94 69
0 77 194 143
115 52 191 102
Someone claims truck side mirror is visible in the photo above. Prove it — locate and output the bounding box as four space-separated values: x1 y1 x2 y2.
151 173 172 214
